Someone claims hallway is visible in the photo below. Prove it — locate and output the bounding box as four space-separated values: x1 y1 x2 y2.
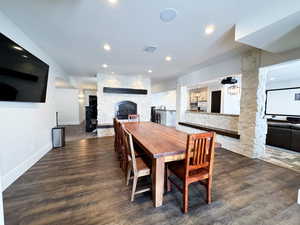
64 123 97 142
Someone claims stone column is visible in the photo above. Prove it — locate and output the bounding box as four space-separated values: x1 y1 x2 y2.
239 49 268 158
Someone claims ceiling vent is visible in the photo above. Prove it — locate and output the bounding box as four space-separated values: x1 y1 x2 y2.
144 46 157 53
160 8 177 23
221 77 238 85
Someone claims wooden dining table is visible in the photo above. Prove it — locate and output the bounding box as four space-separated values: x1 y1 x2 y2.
123 121 221 207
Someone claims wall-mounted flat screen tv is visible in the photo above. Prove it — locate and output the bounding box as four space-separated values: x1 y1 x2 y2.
0 33 49 103
266 87 300 116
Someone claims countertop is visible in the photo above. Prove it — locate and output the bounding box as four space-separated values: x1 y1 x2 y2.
186 110 239 117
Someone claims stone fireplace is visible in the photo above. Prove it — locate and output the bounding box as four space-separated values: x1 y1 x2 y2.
97 74 151 137
115 101 137 119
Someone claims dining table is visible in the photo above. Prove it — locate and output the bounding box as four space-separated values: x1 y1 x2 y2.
123 121 221 207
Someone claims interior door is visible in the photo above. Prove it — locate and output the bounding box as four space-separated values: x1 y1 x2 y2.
211 90 221 113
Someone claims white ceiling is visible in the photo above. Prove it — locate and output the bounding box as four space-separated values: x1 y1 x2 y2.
1 0 295 83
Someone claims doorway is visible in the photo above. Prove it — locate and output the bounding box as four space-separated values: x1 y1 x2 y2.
211 90 221 113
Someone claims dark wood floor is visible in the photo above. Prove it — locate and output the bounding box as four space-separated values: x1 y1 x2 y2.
4 137 300 225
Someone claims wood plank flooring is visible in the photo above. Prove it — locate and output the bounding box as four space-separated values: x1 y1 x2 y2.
3 137 300 225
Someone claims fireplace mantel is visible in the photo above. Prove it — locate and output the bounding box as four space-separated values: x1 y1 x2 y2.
103 87 147 95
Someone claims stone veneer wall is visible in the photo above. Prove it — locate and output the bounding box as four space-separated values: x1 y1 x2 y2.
184 112 239 132
177 125 242 154
177 112 241 154
239 50 267 158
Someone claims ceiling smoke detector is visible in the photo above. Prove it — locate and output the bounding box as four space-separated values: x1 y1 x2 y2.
144 46 157 53
160 8 177 23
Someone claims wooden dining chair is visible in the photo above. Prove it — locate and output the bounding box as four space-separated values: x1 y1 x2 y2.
118 123 129 171
118 123 145 172
114 120 128 170
123 128 151 201
167 132 216 213
113 118 118 152
128 114 140 122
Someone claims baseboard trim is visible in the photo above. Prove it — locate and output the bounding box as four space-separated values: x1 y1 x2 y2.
2 143 52 191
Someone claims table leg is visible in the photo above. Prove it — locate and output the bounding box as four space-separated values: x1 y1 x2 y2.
152 157 165 207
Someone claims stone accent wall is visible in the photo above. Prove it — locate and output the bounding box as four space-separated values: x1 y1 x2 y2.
239 50 267 158
184 112 239 132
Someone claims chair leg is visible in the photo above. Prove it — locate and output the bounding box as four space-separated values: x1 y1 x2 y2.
183 182 189 213
166 167 172 192
131 176 138 202
207 177 212 204
126 164 132 185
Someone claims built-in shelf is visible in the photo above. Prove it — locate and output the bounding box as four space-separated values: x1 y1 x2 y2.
179 122 240 139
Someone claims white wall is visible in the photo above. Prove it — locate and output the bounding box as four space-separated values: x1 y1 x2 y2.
77 89 85 123
0 176 3 225
0 11 70 191
178 56 242 86
222 77 241 115
152 79 177 93
55 88 80 125
97 74 151 125
223 86 241 115
267 79 300 90
151 90 176 110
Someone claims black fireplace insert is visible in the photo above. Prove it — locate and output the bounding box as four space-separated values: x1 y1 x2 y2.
116 101 137 119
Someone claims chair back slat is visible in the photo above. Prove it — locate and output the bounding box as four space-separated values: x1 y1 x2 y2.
118 123 125 154
113 118 118 151
115 120 121 153
124 129 138 174
185 132 216 177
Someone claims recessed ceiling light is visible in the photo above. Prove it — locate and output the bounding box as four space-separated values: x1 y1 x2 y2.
102 64 108 68
160 8 177 23
205 25 215 35
103 43 111 51
111 72 115 74
165 56 172 62
108 0 118 5
13 46 23 51
148 70 153 73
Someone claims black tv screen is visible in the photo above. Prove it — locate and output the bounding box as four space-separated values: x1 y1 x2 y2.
0 33 49 103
